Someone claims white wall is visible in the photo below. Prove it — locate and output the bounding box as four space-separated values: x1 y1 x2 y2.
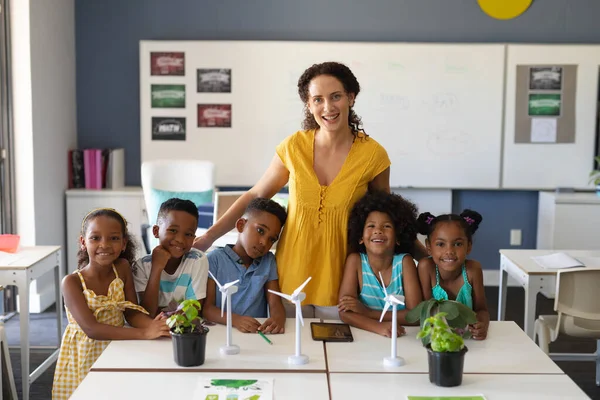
11 0 77 312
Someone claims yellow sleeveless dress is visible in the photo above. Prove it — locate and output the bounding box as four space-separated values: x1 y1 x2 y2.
275 130 391 306
52 265 148 399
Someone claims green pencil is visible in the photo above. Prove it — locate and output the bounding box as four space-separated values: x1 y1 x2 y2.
258 330 273 345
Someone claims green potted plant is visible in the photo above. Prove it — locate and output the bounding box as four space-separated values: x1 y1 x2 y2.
417 312 468 387
406 298 477 344
589 155 600 196
165 299 210 367
406 299 477 387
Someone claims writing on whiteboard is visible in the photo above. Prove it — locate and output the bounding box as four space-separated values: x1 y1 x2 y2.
425 93 459 113
379 93 410 109
427 130 471 155
388 62 405 71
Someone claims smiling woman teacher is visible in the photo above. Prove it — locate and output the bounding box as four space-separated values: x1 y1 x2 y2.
194 62 424 318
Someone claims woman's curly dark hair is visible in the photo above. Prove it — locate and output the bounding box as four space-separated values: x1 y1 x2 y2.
348 191 418 255
416 209 483 243
297 61 366 140
77 208 138 269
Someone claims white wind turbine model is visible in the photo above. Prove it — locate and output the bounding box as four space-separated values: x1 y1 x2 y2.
378 271 406 367
209 271 240 355
268 276 312 365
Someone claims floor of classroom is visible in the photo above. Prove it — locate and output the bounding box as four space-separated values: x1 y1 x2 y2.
2 286 599 400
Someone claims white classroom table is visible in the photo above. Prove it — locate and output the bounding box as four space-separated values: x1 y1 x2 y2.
0 246 63 400
72 371 330 400
325 321 563 374
329 373 589 400
498 249 600 338
91 318 326 372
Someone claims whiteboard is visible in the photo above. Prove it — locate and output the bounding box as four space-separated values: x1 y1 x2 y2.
140 41 505 188
503 45 600 189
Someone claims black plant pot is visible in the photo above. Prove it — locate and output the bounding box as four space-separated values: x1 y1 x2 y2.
172 330 209 367
426 344 468 387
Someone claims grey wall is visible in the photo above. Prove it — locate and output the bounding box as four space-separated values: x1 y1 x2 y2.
75 0 600 270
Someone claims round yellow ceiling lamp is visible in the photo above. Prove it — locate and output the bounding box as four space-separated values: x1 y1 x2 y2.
477 0 533 20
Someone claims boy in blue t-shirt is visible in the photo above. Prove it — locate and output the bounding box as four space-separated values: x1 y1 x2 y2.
205 197 287 334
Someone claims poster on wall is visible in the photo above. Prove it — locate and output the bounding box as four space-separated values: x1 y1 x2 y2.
530 118 557 143
152 117 186 141
198 104 232 127
514 64 576 144
197 69 232 93
529 66 562 90
151 84 186 108
528 93 561 116
151 52 185 76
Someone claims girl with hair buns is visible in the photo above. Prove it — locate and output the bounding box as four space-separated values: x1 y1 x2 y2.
416 209 490 340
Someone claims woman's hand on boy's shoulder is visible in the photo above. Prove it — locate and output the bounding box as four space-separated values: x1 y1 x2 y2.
193 235 213 252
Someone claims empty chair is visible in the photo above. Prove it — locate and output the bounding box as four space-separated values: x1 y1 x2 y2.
141 160 215 252
534 267 600 386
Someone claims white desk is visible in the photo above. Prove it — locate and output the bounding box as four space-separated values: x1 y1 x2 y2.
325 321 562 374
498 249 600 338
0 246 63 400
329 373 588 399
91 318 326 372
72 371 330 400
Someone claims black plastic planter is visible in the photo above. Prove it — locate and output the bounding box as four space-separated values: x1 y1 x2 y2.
172 330 209 367
426 345 468 387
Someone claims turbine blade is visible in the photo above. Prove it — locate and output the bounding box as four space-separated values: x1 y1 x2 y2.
268 289 293 302
380 302 391 322
221 292 226 318
293 276 312 296
378 272 388 297
223 279 240 289
391 295 405 305
208 270 222 289
296 302 305 326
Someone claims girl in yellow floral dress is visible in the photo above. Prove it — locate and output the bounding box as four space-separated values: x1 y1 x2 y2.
52 208 171 399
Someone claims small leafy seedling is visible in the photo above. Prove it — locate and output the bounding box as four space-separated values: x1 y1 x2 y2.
406 298 477 346
417 312 465 352
165 299 209 334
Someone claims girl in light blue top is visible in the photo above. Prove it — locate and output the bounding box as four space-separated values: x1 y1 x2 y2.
338 191 423 337
416 209 490 340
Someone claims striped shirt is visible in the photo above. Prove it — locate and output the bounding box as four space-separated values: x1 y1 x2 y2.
358 253 406 311
133 248 208 309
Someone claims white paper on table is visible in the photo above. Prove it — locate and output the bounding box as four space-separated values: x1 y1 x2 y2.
531 252 584 269
573 257 600 268
0 251 23 265
193 377 274 400
530 118 557 143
